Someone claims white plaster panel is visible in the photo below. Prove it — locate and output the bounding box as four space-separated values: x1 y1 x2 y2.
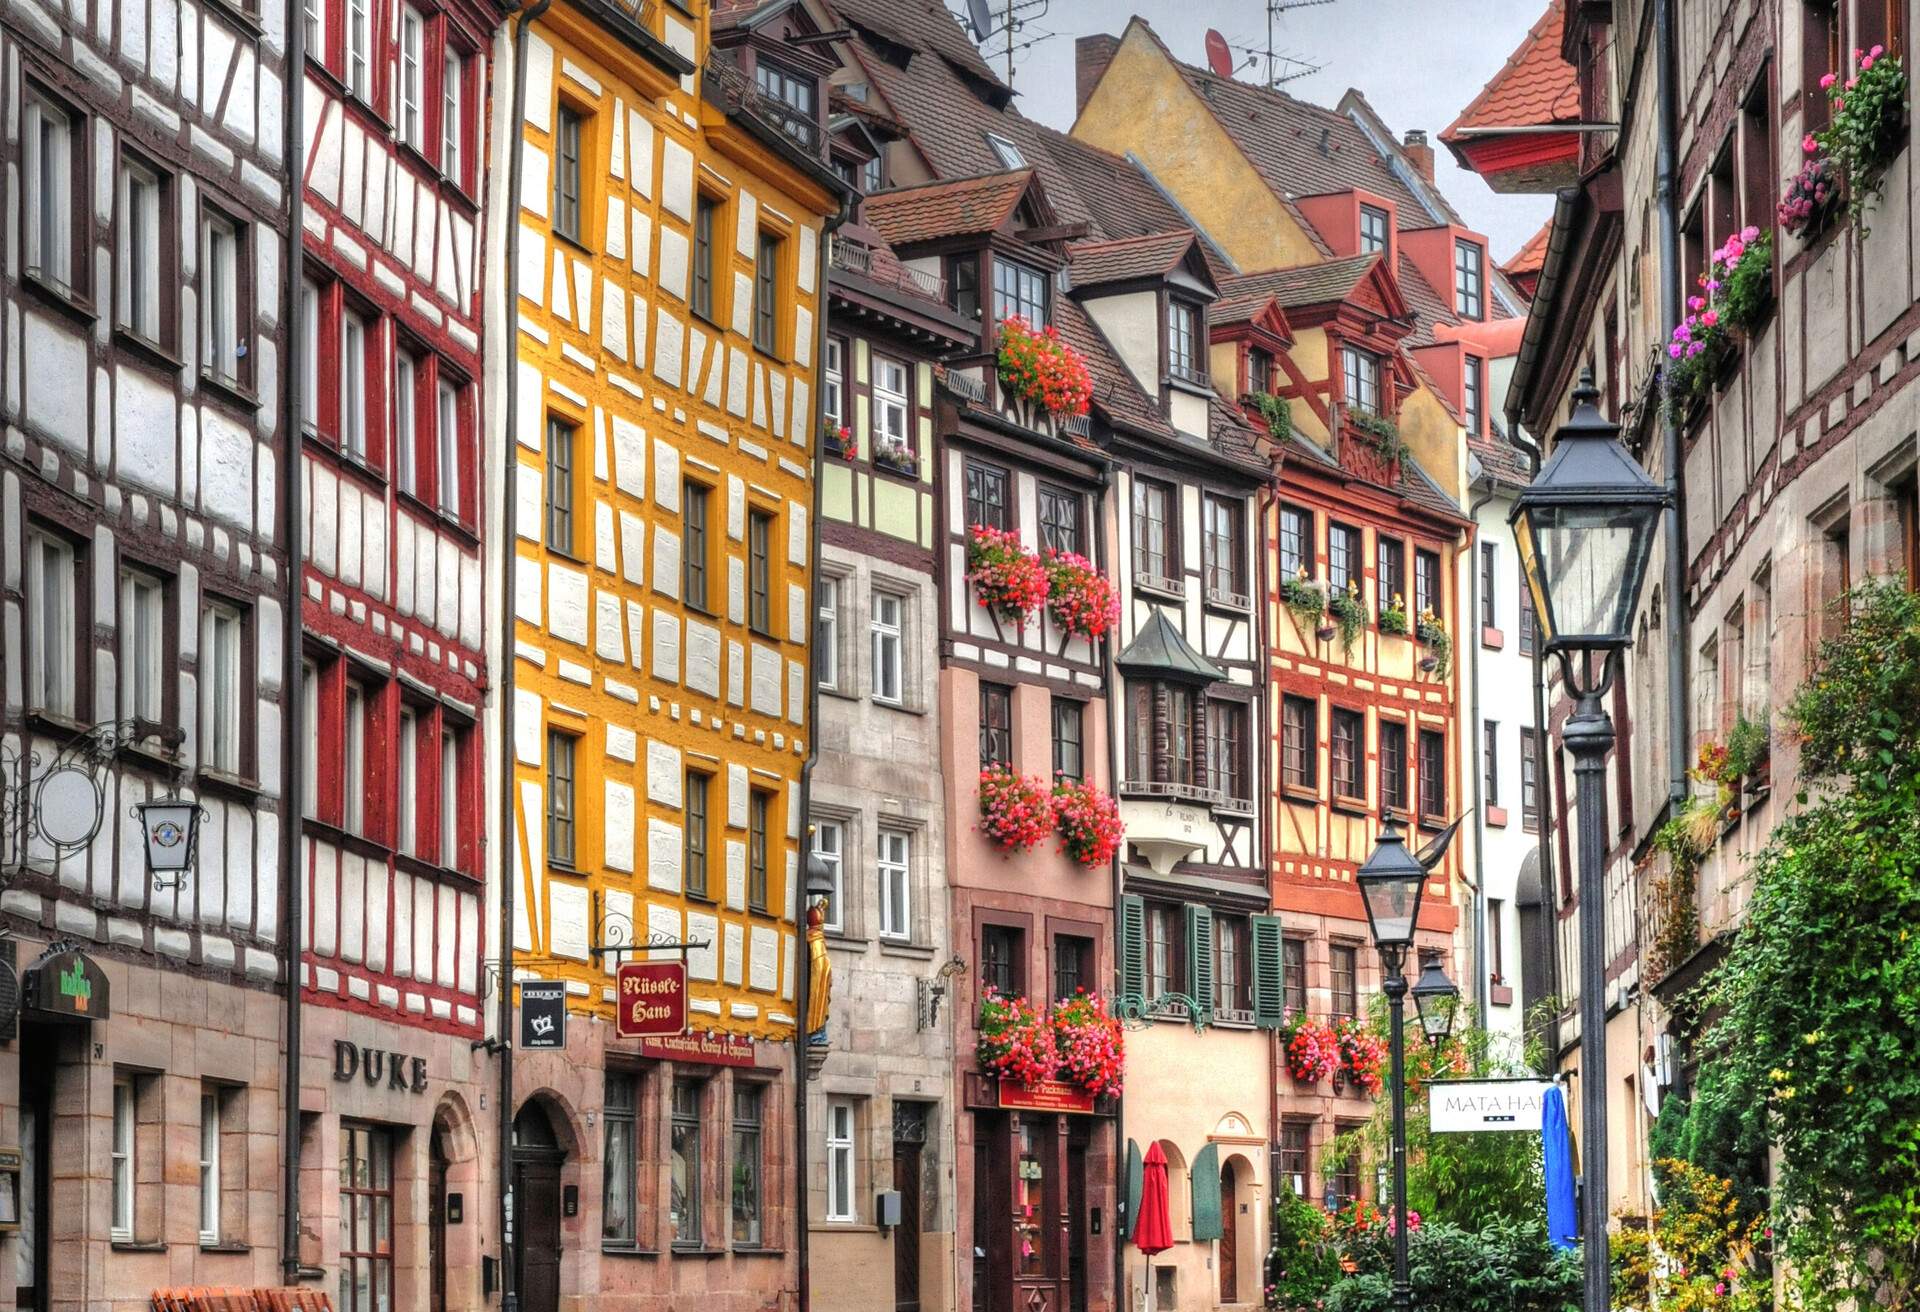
660 136 693 222
594 502 617 574
726 475 745 540
600 279 629 360
514 689 544 766
515 553 543 623
786 584 805 645
729 273 752 339
686 909 719 981
797 224 818 293
782 933 796 1001
750 642 782 718
603 780 635 873
605 196 627 259
340 852 365 963
749 926 778 993
792 309 812 369
726 347 748 418
520 142 549 218
646 817 682 892
788 379 810 446
524 34 554 132
787 502 807 565
727 640 745 706
548 879 590 960
595 590 626 662
727 763 748 828
517 226 546 307
727 557 745 625
606 723 638 763
722 922 744 986
547 563 588 646
686 328 709 399
787 661 804 725
646 903 682 960
646 741 682 807
653 439 681 509
630 210 653 278
734 190 758 256
116 369 177 494
619 512 646 586
657 225 689 301
684 619 721 697
601 889 633 974
651 608 680 683
651 308 684 388
517 360 545 447
199 406 255 531
611 415 646 500
626 601 648 675
514 465 541 534
769 371 788 439
651 528 681 600
628 108 653 198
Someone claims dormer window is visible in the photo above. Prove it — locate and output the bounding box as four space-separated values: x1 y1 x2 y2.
986 132 1025 168
1341 346 1382 415
993 259 1049 328
948 255 981 320
1464 354 1484 435
1249 348 1273 395
1167 300 1205 385
754 59 818 143
1454 239 1484 319
862 155 884 192
1360 204 1390 256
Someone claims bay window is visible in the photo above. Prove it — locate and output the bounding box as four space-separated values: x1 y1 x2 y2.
1126 681 1199 792
992 259 1049 327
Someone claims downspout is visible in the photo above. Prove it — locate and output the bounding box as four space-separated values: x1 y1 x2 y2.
281 4 308 1283
1254 448 1281 1224
497 4 552 1306
1093 457 1121 1311
1464 483 1496 1032
794 188 852 1312
1655 0 1689 805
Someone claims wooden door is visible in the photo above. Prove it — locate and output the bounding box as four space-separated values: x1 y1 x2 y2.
429 1129 449 1312
514 1158 562 1312
894 1139 923 1312
1218 1159 1238 1303
17 1028 50 1312
1066 1130 1088 1312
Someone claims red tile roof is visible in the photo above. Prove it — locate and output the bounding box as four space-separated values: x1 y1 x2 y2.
1503 221 1552 278
1068 230 1206 289
829 0 1005 94
1440 2 1578 143
1223 254 1381 310
862 170 1035 247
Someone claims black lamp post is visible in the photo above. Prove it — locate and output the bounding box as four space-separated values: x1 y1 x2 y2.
1355 820 1429 1312
1409 958 1459 1050
1510 370 1664 1312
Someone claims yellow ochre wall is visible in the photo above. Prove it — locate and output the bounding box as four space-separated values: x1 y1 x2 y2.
508 0 836 1042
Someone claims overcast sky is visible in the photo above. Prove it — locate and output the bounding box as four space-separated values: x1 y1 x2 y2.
970 0 1556 262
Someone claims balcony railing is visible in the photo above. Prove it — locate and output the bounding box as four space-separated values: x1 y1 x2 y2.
829 239 947 303
703 52 824 160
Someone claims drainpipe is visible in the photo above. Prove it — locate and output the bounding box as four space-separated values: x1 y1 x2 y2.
1254 448 1281 1236
1464 484 1496 1032
497 4 553 1306
1655 0 1689 806
1093 458 1122 1312
281 0 309 1282
794 189 852 1312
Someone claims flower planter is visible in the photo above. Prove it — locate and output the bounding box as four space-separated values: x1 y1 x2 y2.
978 764 1054 853
1418 654 1438 672
1043 551 1121 641
965 526 1049 627
873 437 917 477
1315 623 1338 643
822 426 857 460
996 316 1092 418
1051 779 1123 867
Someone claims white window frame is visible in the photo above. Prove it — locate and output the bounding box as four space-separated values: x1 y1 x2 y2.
396 707 418 856
870 591 903 706
398 7 424 148
814 819 844 933
24 90 75 291
119 568 166 724
201 603 243 775
346 0 371 99
986 131 1025 168
26 531 77 718
394 351 417 494
118 156 164 343
198 1088 221 1245
440 726 459 867
1341 346 1381 415
301 280 321 433
815 576 839 690
437 377 462 515
877 828 910 942
874 356 909 446
823 337 843 429
111 1077 135 1242
825 1098 856 1222
202 211 242 386
341 308 368 459
343 680 367 835
442 46 465 181
303 0 322 59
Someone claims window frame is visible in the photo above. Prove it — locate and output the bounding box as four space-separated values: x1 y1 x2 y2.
1330 706 1364 804
1327 522 1360 595
730 1084 764 1248
547 728 577 868
1377 535 1406 625
813 818 844 932
116 149 172 348
748 509 774 636
1519 727 1541 831
823 337 844 430
877 827 911 942
602 1070 639 1246
870 589 904 705
1131 478 1178 587
979 682 1013 768
1051 697 1084 782
692 194 718 321
1379 718 1409 818
1278 503 1311 580
201 600 248 777
1418 728 1448 825
1215 914 1251 1016
201 204 251 393
1202 493 1246 602
964 459 1010 532
546 415 577 556
754 230 782 355
683 482 711 612
1038 484 1082 556
991 258 1049 327
26 527 82 719
748 789 771 912
825 1098 857 1223
119 566 169 726
338 1122 396 1312
1281 695 1317 792
1205 698 1248 803
685 770 711 899
198 1087 222 1245
670 1080 703 1249
815 576 840 691
979 922 1023 999
23 83 86 302
1359 203 1390 255
1329 942 1359 1021
1166 298 1204 384
1463 353 1484 435
1454 239 1485 319
1480 542 1498 631
112 1075 136 1241
873 354 911 450
1341 346 1382 415
1483 719 1501 807
555 103 586 245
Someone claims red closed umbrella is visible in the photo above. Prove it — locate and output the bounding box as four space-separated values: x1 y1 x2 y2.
1134 1140 1174 1286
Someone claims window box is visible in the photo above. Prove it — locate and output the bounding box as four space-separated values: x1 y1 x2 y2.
822 425 856 461
1204 586 1251 613
873 437 918 478
995 315 1091 418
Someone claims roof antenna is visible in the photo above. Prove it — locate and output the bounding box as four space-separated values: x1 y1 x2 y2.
1261 0 1332 88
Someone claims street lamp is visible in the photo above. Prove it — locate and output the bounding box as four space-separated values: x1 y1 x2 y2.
133 796 206 891
1355 820 1428 1312
1510 369 1664 1312
1409 958 1459 1049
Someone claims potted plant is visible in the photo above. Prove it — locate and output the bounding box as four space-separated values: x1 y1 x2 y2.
1817 43 1909 231
1327 579 1368 659
1051 778 1123 867
873 432 916 475
1714 227 1775 335
1052 991 1124 1098
978 763 1055 853
965 525 1049 627
1347 408 1410 464
977 989 1056 1087
1724 711 1772 802
1778 145 1842 237
1283 1015 1339 1084
996 315 1093 418
1379 590 1410 635
1043 550 1121 641
1333 1018 1386 1097
1282 567 1328 639
823 424 857 459
1415 607 1452 679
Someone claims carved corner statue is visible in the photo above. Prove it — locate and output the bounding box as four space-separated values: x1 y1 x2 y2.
805 898 831 1040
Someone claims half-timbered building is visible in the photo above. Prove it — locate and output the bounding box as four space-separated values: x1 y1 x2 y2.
1 0 293 1304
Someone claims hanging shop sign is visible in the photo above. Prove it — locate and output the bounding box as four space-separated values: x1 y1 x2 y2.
998 1079 1096 1115
519 981 569 1050
614 962 687 1039
22 948 109 1022
635 1030 755 1067
1428 1078 1555 1133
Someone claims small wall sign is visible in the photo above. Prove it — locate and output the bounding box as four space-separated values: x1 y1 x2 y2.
999 1079 1096 1115
1427 1078 1555 1133
634 1030 755 1067
22 949 109 1022
519 981 569 1051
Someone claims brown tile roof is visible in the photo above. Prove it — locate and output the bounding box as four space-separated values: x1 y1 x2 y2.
862 170 1034 247
1504 221 1552 279
1052 296 1176 443
1222 254 1380 309
1471 430 1534 489
1068 230 1205 289
1211 290 1279 327
1440 2 1579 143
828 0 1005 93
1209 401 1265 464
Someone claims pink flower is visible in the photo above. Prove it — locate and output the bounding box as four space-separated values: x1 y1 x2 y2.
1702 310 1718 327
1715 1284 1727 1296
1846 76 1858 89
1835 97 1845 110
1862 56 1875 70
1669 342 1684 359
1706 279 1722 291
1742 225 1759 241
1688 295 1705 310
1820 73 1836 89
1804 133 1820 154
1871 44 1885 57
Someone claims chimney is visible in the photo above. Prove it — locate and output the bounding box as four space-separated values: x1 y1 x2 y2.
1402 129 1435 183
1076 34 1120 115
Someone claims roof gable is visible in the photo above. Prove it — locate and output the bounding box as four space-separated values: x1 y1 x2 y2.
862 169 1055 247
1068 230 1213 293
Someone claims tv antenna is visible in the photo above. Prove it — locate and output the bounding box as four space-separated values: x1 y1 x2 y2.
1256 0 1333 88
957 0 1053 87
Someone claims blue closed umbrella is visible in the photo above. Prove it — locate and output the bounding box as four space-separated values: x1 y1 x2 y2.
1542 1083 1577 1250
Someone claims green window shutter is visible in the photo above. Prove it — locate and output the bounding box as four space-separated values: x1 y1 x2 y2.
1251 914 1285 1028
1185 903 1215 1018
1123 1138 1143 1239
1120 895 1146 999
1189 1142 1223 1241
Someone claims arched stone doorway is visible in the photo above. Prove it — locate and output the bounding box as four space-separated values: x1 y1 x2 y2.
429 1093 483 1312
513 1100 568 1312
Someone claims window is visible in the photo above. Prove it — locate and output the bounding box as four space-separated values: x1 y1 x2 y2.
964 460 1010 531
1380 719 1408 815
683 483 710 610
341 307 369 459
813 819 843 931
396 708 419 855
117 155 167 343
749 510 773 635
823 338 844 429
992 259 1049 327
301 281 322 433
399 8 424 147
201 603 244 774
1127 682 1197 790
1464 354 1484 434
555 106 584 243
826 1099 856 1222
874 355 909 450
692 196 716 319
119 568 166 723
26 530 79 717
437 379 463 518
394 352 420 495
1330 944 1359 1020
548 730 576 866
1202 494 1244 599
1167 300 1202 381
1377 536 1406 623
339 1123 394 1312
1488 899 1507 986
1054 934 1092 1001
815 578 839 690
1418 729 1447 823
1279 1121 1312 1197
980 924 1021 997
23 88 79 294
1132 479 1176 583
1206 700 1247 802
948 255 980 321
545 417 575 554
1327 522 1360 593
1248 348 1273 395
1282 695 1317 791
1282 939 1307 1017
198 1088 222 1244
754 231 781 353
603 1072 638 1244
442 47 467 182
1359 203 1390 255
1520 727 1540 830
1039 485 1082 555
671 1081 702 1247
1802 0 1842 130
343 680 368 834
1331 707 1363 802
1480 543 1498 629
301 659 319 818
1145 902 1180 998
440 722 463 869
1414 549 1442 621
202 210 245 387
1484 720 1501 806
748 790 770 911
986 131 1026 168
686 771 710 898
1051 698 1084 781
877 829 910 941
871 591 903 704
1216 916 1250 1014
1519 585 1537 655
112 1076 136 1241
1341 347 1381 414
731 1085 763 1247
345 0 371 98
862 155 884 192
1331 1123 1365 1205
304 0 321 60
1279 504 1310 579
1455 240 1484 318
979 683 1013 767
754 59 817 134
